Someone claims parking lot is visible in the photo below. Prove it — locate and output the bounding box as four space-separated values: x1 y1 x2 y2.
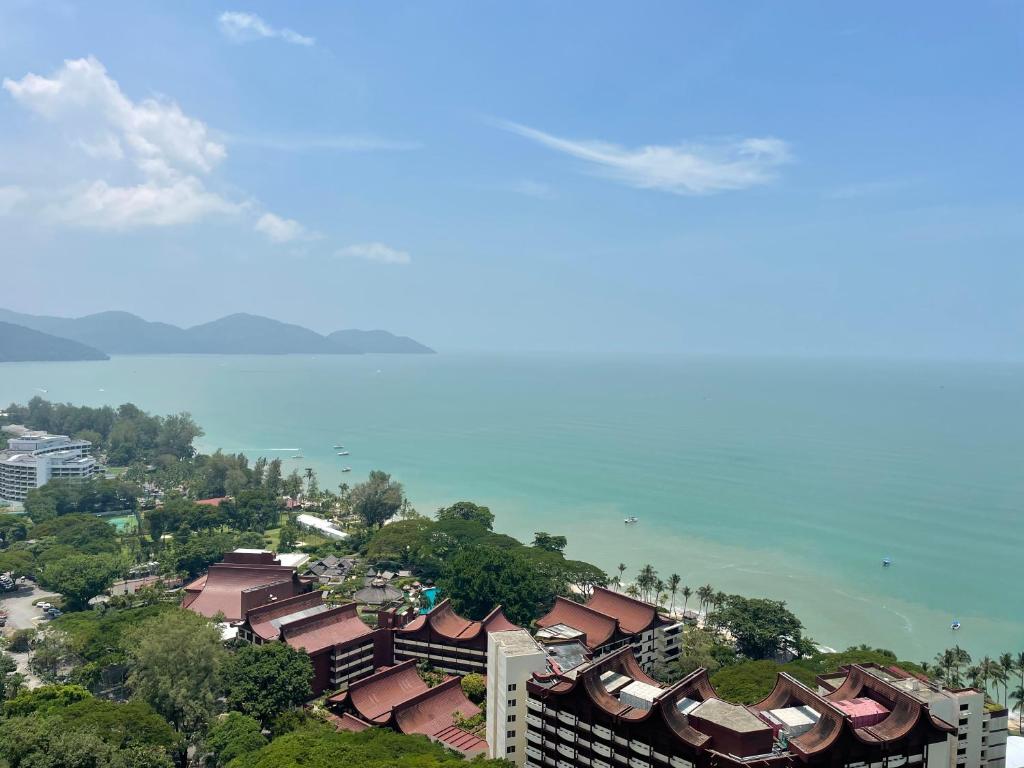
2 582 60 688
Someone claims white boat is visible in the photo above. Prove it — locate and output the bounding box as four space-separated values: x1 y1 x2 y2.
341 466 352 473
951 619 961 631
624 516 638 525
292 454 304 459
333 445 345 449
337 451 350 456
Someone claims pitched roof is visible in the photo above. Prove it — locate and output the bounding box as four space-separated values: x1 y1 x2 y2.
183 563 297 621
392 677 486 756
348 660 429 724
586 586 667 634
536 596 620 648
398 599 520 641
282 603 373 654
245 591 327 641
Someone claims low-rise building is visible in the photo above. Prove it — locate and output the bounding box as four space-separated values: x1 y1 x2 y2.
393 598 520 676
536 587 682 672
329 659 487 757
238 590 384 694
182 550 312 622
0 430 99 502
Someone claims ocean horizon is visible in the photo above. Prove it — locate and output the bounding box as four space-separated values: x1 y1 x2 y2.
2 352 1020 664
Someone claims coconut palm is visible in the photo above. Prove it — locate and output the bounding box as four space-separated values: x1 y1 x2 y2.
617 563 627 586
625 584 641 599
655 579 666 607
966 665 983 689
667 574 681 614
681 585 692 616
637 564 657 602
714 591 727 611
696 585 714 616
953 646 972 688
934 649 955 686
1010 683 1024 732
999 653 1015 704
979 656 996 699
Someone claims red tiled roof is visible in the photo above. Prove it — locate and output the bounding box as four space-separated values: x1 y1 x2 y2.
196 497 227 506
536 596 619 648
399 598 521 641
246 591 326 641
326 712 372 732
586 586 665 634
283 603 373 655
183 563 297 621
348 660 429 724
432 725 487 757
392 677 486 757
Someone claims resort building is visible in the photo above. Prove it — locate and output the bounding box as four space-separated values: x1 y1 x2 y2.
328 658 488 757
237 590 385 694
536 587 683 672
182 549 313 622
487 631 975 768
817 664 1008 768
393 598 521 676
295 513 347 540
0 430 99 502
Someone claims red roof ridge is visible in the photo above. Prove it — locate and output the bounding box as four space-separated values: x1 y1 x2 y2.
586 586 667 634
348 660 428 723
537 595 621 648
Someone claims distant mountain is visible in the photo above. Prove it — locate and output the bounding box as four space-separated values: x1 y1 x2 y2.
0 321 109 362
0 309 435 356
327 329 434 354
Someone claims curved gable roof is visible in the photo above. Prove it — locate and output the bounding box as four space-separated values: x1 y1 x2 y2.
537 596 619 648
398 599 521 641
348 660 428 724
586 586 665 634
185 563 296 621
245 590 325 641
282 603 373 654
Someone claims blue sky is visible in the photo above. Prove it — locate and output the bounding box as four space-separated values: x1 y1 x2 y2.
0 2 1021 358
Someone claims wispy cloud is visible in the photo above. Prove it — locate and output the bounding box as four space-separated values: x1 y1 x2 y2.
218 11 314 47
227 133 421 153
255 212 317 243
336 242 410 265
493 119 791 195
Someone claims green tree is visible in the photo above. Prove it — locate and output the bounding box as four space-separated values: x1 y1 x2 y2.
0 717 174 768
435 501 494 530
460 672 486 704
708 594 805 660
205 712 268 767
38 553 120 611
532 531 567 553
668 573 681 614
127 610 226 733
438 546 552 626
221 642 312 726
350 470 405 529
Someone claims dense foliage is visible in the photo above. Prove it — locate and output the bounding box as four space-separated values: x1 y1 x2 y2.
707 594 810 660
205 712 268 767
23 477 139 522
221 643 313 726
228 723 511 768
439 546 554 626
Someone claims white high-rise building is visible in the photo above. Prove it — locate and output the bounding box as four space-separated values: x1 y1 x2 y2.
487 630 550 765
0 429 99 502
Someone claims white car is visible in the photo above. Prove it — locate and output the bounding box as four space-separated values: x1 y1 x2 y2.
34 601 53 610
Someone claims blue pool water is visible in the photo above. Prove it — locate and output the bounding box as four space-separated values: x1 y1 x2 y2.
421 587 439 613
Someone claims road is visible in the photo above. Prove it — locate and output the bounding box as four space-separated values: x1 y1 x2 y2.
1 582 60 688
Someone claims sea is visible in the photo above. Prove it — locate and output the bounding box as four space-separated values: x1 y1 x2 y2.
1 353 1021 663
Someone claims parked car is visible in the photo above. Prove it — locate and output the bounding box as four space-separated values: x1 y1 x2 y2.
34 601 53 610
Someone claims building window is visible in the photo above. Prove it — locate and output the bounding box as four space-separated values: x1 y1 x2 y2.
960 703 970 711
508 683 517 692
957 748 967 756
508 699 517 708
507 729 516 738
507 714 516 723
506 746 516 754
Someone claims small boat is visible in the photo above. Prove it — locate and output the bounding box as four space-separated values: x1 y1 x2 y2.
624 516 638 525
341 466 351 473
882 557 892 567
951 619 961 631
333 445 345 450
292 453 304 459
337 451 350 456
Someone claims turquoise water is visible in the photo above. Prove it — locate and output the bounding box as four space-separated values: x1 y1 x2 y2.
421 587 439 614
1 353 1021 662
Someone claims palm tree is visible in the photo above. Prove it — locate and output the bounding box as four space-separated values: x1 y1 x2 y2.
697 585 714 616
625 584 641 599
638 564 657 603
667 574 681 615
1010 683 1024 732
714 591 727 611
934 649 955 686
966 665 983 689
999 653 1015 705
1015 651 1024 713
681 586 692 616
953 646 972 688
617 563 627 588
654 579 666 607
979 656 996 699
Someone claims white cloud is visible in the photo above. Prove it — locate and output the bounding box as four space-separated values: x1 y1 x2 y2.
336 242 411 265
3 56 225 179
218 11 314 46
0 186 27 215
52 178 239 230
255 212 314 243
495 120 791 195
2 57 315 240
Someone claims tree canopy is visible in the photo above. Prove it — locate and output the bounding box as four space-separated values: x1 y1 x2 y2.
221 642 312 726
707 594 807 660
38 552 121 610
205 712 268 767
350 470 405 529
438 546 553 626
435 501 494 530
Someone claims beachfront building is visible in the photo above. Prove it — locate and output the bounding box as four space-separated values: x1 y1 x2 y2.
295 513 347 540
511 644 959 768
328 659 488 757
393 598 521 676
536 587 683 673
817 664 1008 768
182 549 313 622
0 429 99 502
237 590 385 694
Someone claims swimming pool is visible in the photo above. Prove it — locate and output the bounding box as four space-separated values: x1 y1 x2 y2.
420 587 438 613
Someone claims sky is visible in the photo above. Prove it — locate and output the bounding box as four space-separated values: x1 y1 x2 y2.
0 2 1021 358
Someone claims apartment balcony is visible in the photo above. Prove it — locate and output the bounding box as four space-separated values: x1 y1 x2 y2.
557 743 575 759
669 757 695 768
527 698 543 712
557 727 575 742
527 731 542 745
558 711 578 726
526 713 542 728
630 740 651 756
